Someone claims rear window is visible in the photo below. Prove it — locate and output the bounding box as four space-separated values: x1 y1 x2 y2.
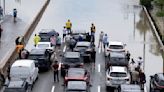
110 57 126 62
65 58 80 63
109 45 123 49
110 72 127 77
37 44 49 48
28 55 45 60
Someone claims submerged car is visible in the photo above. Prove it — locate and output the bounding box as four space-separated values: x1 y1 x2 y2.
64 68 90 85
104 41 126 56
65 81 89 92
106 66 130 89
150 73 164 92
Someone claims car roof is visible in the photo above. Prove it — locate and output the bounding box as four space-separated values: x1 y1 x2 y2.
68 68 85 77
76 42 90 47
109 52 126 58
120 84 142 92
30 49 46 54
67 81 87 90
109 41 124 46
110 66 127 73
7 79 25 88
12 59 34 68
40 29 55 33
64 52 80 58
37 42 51 44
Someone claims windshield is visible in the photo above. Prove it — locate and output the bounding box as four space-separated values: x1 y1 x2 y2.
109 45 123 49
37 44 49 48
110 72 127 77
28 55 45 60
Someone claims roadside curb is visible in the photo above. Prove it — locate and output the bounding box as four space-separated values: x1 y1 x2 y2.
0 0 50 76
143 6 164 52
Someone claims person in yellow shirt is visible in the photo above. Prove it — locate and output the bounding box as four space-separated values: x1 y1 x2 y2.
65 19 72 34
33 34 41 47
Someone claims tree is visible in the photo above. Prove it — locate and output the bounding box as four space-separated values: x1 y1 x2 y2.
154 0 164 10
140 0 153 9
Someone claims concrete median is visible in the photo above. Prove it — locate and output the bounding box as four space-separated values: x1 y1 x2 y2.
0 0 50 77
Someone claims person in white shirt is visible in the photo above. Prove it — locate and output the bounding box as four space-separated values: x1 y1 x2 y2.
98 31 104 48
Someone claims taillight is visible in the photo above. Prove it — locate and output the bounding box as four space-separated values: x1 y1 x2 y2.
107 78 111 80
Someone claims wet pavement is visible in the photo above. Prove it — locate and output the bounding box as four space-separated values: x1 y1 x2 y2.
23 0 164 91
2 0 163 92
0 0 46 64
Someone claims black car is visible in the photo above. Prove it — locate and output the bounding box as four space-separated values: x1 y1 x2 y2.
118 84 143 92
65 81 89 92
71 30 89 41
61 52 84 77
4 79 29 92
150 73 164 92
74 41 94 62
106 52 128 69
39 29 57 42
28 49 51 71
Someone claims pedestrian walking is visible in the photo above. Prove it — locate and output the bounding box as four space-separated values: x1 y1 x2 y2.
90 23 96 36
98 31 104 48
51 61 59 82
103 34 109 49
86 32 91 42
129 58 137 72
136 57 143 72
33 34 40 47
0 25 3 40
65 19 72 34
63 26 67 42
50 35 56 48
139 70 146 89
126 51 131 61
15 36 20 45
56 33 61 48
0 6 3 19
13 8 17 22
65 34 71 47
69 37 76 51
78 34 83 41
131 68 139 84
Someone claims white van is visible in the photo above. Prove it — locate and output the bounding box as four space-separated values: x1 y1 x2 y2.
10 59 39 86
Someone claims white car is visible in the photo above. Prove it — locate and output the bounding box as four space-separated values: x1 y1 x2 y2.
10 59 39 86
106 66 130 89
104 41 126 56
36 42 54 51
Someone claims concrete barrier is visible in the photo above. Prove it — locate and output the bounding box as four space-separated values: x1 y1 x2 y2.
0 0 50 77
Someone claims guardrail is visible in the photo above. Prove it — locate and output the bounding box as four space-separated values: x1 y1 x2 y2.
0 0 50 77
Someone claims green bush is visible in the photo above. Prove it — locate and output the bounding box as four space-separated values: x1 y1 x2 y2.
140 0 153 9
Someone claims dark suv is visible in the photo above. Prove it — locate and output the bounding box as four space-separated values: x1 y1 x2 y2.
4 79 29 92
150 73 164 92
106 52 128 69
61 52 84 77
74 41 94 62
39 29 57 42
28 49 51 71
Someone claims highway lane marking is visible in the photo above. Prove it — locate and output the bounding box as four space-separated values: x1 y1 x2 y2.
98 85 100 92
51 85 55 92
63 45 67 52
58 63 61 70
98 64 101 72
99 47 101 53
